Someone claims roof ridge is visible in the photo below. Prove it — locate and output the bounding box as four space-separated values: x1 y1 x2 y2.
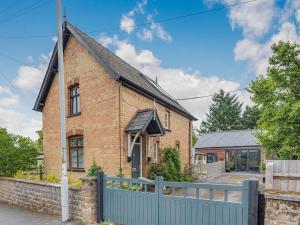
199 129 254 136
67 22 180 106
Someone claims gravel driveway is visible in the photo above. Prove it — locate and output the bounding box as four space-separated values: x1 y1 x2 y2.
0 201 84 225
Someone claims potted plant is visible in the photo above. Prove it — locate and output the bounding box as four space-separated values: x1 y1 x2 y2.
226 161 235 172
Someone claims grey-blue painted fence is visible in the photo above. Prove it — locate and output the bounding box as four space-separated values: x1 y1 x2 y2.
98 172 258 225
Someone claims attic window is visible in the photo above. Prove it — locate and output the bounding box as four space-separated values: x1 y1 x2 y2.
70 84 80 116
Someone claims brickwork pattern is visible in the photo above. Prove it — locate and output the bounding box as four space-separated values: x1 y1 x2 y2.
42 35 192 179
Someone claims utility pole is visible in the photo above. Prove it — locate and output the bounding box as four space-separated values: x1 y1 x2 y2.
56 0 69 222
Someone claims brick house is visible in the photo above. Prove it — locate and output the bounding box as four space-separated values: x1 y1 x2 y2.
33 22 196 180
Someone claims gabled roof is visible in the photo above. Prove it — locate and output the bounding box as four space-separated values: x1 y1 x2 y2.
194 130 260 149
33 22 196 120
125 109 165 135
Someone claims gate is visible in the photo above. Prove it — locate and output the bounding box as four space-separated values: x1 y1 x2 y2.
96 172 258 225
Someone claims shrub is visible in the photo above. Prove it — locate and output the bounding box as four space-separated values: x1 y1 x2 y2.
148 163 166 180
182 166 195 182
162 147 182 181
260 162 266 172
43 174 60 183
87 162 101 177
69 179 83 188
226 161 235 171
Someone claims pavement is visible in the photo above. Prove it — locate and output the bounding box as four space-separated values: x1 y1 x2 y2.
0 201 84 225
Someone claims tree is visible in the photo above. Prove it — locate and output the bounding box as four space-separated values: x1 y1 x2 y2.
250 41 300 159
241 105 260 129
0 128 39 177
200 89 243 133
35 129 43 152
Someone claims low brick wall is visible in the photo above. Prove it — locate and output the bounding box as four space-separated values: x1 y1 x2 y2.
0 177 97 224
258 192 300 225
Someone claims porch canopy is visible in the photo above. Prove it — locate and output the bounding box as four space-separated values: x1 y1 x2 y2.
125 109 165 160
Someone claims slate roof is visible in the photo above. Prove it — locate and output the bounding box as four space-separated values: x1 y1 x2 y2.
125 109 165 135
33 22 196 120
194 130 260 149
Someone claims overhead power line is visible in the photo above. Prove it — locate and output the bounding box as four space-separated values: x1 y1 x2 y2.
175 88 247 101
0 0 51 25
0 0 257 39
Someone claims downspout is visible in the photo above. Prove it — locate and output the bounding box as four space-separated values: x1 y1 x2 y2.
119 83 122 171
189 120 192 166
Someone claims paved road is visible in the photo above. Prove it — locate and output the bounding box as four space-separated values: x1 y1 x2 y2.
0 202 84 225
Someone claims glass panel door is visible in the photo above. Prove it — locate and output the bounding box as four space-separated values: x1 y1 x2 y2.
236 150 248 171
248 150 260 172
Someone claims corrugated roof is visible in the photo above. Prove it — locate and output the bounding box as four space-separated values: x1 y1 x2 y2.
33 22 196 121
194 130 260 149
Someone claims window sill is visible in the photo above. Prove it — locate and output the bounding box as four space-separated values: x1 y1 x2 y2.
68 168 85 172
67 112 81 118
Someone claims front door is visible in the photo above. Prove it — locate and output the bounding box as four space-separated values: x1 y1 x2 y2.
236 150 248 171
131 136 141 178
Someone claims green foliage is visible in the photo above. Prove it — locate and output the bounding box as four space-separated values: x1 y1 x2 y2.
38 161 44 180
241 106 260 129
121 183 138 191
192 131 198 146
0 128 39 177
35 130 43 152
148 147 186 182
43 174 60 183
250 41 300 159
116 168 124 178
199 90 243 133
148 163 166 180
226 161 235 171
162 147 182 181
260 162 266 172
87 162 102 177
99 221 114 225
182 166 195 182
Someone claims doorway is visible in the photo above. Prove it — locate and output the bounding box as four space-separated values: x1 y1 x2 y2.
131 135 142 178
227 149 260 172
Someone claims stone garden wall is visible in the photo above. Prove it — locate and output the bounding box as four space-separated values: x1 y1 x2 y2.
0 177 97 224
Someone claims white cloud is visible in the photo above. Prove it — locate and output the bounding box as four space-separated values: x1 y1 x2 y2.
0 85 19 107
14 65 46 92
0 106 41 139
206 0 275 38
234 22 300 75
52 36 58 43
0 85 40 139
120 0 148 33
102 35 252 125
137 14 172 42
120 15 135 33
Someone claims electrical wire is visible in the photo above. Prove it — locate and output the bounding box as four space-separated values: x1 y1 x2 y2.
0 0 257 39
175 88 248 101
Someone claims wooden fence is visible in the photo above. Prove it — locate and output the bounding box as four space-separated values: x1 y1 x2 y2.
265 160 300 192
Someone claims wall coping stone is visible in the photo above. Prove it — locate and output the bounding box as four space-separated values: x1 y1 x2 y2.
81 176 97 182
0 177 82 191
264 192 300 202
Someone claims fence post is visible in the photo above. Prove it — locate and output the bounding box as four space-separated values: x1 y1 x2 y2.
242 180 259 225
265 161 274 189
156 176 163 225
96 171 104 223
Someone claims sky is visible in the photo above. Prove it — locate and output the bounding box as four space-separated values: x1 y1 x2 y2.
0 0 299 139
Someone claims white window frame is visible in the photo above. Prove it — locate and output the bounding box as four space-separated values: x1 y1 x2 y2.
164 110 170 129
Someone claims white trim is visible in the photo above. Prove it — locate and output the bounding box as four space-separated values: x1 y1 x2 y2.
129 134 143 178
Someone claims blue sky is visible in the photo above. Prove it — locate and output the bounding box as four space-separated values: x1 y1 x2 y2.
0 0 299 139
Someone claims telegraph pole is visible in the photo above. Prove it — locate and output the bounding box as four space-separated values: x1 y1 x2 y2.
56 0 69 221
